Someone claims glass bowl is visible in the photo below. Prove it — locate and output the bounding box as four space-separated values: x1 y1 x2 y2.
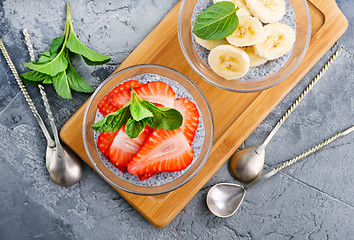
82 64 214 195
177 0 311 92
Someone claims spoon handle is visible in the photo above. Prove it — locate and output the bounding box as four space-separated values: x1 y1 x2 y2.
22 29 65 158
260 48 343 149
246 125 354 189
0 38 56 148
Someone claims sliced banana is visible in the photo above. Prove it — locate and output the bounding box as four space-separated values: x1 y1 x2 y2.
243 46 267 67
254 23 295 60
208 45 250 80
226 15 262 47
245 0 285 23
213 0 251 16
193 34 229 50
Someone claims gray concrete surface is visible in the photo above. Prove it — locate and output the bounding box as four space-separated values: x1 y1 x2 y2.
0 0 353 239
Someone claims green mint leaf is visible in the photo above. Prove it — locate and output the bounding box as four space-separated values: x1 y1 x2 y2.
125 118 148 139
66 28 111 65
141 101 183 130
21 71 48 82
37 50 56 63
42 75 53 84
24 51 68 76
129 91 153 121
66 62 94 93
193 2 239 40
50 34 65 54
52 71 72 99
92 105 131 132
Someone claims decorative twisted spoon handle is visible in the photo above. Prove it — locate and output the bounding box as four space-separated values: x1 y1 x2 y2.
247 125 354 189
0 38 55 148
260 48 343 148
22 29 64 158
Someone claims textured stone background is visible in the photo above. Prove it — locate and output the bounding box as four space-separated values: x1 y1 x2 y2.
0 0 353 239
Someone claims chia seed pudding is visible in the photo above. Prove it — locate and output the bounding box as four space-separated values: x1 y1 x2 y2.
191 0 296 81
94 74 205 187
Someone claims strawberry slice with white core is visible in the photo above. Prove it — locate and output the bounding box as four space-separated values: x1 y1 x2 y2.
128 128 193 175
109 125 152 172
108 80 144 109
174 98 200 145
135 81 175 108
97 131 119 157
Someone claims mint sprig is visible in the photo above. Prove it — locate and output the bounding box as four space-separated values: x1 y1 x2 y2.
21 2 110 99
193 2 239 41
92 88 183 139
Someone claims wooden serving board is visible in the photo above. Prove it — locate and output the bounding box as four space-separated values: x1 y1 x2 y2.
60 0 347 227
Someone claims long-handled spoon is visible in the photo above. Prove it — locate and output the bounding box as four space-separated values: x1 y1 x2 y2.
207 125 354 217
22 29 83 187
229 48 343 183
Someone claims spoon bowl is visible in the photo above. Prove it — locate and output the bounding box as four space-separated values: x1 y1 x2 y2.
207 183 246 218
47 147 83 187
229 146 265 183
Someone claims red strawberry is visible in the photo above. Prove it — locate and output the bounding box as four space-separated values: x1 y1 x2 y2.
97 131 119 157
138 173 154 181
109 125 152 172
135 81 175 108
97 95 119 115
128 128 193 175
174 98 199 145
108 80 144 109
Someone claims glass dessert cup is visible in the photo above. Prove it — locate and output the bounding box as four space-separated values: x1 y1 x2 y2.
83 64 214 195
178 0 311 92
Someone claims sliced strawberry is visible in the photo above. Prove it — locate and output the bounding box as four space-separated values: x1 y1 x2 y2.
128 128 193 175
138 173 154 181
135 81 175 108
108 80 144 109
109 125 152 172
97 131 119 157
97 95 119 115
174 98 199 145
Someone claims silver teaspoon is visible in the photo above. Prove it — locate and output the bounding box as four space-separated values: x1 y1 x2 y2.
229 48 343 183
208 125 354 217
22 29 83 187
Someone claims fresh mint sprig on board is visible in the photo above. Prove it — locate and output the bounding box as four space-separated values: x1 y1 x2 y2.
193 1 239 41
21 2 111 99
92 88 183 139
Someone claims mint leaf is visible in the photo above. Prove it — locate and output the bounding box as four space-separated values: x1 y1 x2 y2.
66 61 94 93
50 34 65 54
141 101 183 130
24 52 68 76
125 118 148 139
52 71 72 99
21 71 48 82
92 105 131 132
66 27 111 65
193 2 239 40
42 75 53 84
129 91 153 121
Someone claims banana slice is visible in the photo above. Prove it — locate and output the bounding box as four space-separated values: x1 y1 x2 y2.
243 46 267 67
245 0 285 23
226 15 262 47
213 0 251 16
208 45 250 80
193 34 229 50
254 23 295 60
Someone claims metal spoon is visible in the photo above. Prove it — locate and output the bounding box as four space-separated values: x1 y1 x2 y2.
229 48 343 183
22 29 83 187
208 125 354 217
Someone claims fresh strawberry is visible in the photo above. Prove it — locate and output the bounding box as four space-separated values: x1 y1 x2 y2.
138 173 154 181
97 95 119 115
135 81 175 108
128 128 193 175
97 131 119 157
109 125 152 172
108 80 144 109
174 98 199 145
